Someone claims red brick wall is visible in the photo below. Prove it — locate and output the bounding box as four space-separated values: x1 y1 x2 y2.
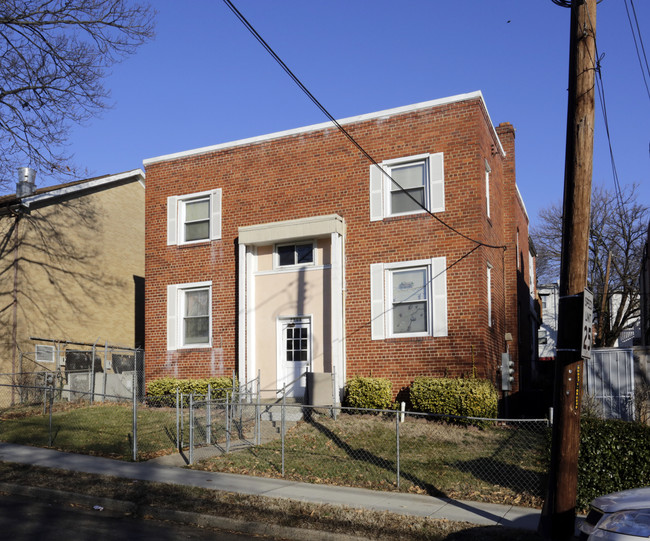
145 96 525 398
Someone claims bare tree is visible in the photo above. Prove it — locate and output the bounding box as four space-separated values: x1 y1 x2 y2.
532 184 649 347
0 0 154 187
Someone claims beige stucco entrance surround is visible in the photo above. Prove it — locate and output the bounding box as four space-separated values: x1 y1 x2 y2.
238 215 345 400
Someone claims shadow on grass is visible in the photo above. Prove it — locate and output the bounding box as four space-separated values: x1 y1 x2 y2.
306 416 447 498
452 457 546 498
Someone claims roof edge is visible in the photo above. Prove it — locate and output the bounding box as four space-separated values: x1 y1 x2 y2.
20 169 145 207
144 91 502 166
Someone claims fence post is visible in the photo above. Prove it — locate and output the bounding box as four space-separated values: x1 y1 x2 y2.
396 410 401 489
206 383 212 445
48 388 53 448
102 343 108 398
176 388 180 451
189 393 194 465
255 386 261 445
281 385 286 477
225 392 231 453
331 368 338 420
90 343 97 405
132 369 138 461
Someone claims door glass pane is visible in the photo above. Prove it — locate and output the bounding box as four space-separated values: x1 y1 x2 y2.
283 322 310 363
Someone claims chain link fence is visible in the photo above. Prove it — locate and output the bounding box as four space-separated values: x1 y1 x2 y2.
0 377 550 506
184 399 550 505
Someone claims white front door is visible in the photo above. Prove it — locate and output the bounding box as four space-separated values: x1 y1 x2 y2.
278 316 312 398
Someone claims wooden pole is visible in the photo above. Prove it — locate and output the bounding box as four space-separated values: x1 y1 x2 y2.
539 1 596 539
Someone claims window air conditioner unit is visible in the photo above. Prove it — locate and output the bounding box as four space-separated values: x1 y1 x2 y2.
35 345 55 363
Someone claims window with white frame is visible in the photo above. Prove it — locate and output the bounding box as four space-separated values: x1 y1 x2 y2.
167 189 222 245
487 263 493 327
369 152 444 221
167 281 212 349
275 241 314 268
485 160 491 219
370 258 448 339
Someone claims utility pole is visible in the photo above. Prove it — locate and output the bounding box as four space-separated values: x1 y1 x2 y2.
539 1 596 540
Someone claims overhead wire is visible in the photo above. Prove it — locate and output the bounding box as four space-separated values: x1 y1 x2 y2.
624 0 650 104
222 0 507 251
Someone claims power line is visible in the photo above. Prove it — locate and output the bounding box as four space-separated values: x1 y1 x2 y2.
625 0 650 104
223 0 506 251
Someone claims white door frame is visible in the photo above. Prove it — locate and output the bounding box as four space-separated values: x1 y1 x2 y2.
276 315 313 398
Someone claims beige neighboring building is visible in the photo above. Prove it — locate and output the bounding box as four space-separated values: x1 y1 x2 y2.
0 169 145 381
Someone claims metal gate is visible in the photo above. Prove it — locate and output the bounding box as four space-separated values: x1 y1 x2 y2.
586 348 635 420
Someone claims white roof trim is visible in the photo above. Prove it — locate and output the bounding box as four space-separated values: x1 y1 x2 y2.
239 214 345 245
516 184 529 221
145 91 505 165
21 169 145 207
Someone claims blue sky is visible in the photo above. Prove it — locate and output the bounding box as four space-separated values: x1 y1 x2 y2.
53 1 650 228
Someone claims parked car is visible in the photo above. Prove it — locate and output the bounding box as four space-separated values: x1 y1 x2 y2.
579 487 650 540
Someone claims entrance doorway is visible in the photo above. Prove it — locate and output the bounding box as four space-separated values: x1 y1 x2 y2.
278 316 312 398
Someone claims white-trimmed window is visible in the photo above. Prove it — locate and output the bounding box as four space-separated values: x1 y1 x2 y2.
370 258 448 339
275 241 315 268
485 159 491 219
369 152 444 221
167 189 222 245
167 281 212 350
487 263 493 327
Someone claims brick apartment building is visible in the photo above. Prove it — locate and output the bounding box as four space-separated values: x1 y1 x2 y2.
143 91 538 409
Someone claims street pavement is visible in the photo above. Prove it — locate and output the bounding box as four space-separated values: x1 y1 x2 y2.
0 442 543 533
0 492 260 541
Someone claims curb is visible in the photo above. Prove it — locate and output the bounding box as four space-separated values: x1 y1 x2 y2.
0 482 368 541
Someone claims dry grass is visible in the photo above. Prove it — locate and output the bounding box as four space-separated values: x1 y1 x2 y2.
194 412 548 508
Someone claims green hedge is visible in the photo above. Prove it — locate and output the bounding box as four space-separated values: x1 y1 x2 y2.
343 376 393 410
578 417 650 509
410 377 498 419
147 377 235 400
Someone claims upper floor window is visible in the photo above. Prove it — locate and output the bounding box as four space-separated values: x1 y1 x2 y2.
167 189 222 245
369 152 444 221
276 242 314 268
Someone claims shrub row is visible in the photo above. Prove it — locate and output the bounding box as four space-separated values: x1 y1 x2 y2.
342 375 498 419
578 417 650 509
147 377 235 400
411 376 498 419
343 376 393 410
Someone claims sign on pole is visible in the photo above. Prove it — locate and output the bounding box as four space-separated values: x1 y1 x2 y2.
581 289 593 360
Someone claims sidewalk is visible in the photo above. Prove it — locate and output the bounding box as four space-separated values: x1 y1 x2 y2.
0 442 541 531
